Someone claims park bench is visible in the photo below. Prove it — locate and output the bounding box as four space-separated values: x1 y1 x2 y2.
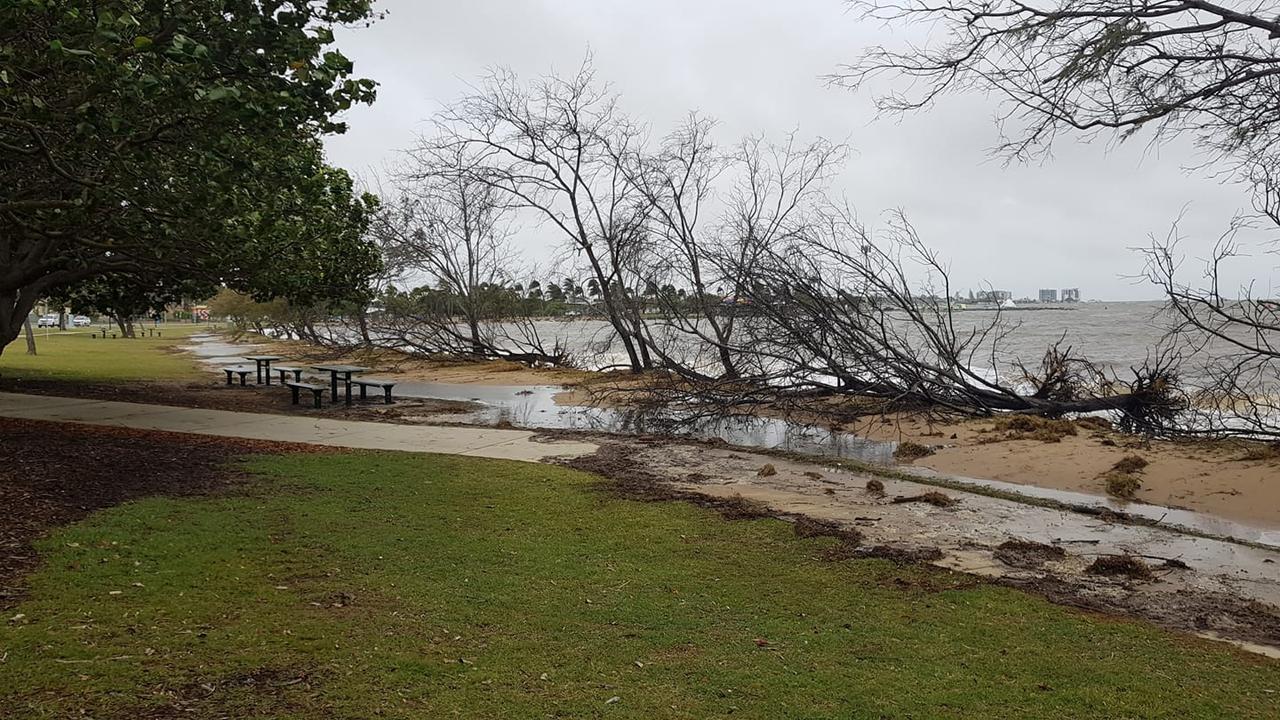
274 366 306 383
223 365 255 386
284 381 327 409
350 378 397 405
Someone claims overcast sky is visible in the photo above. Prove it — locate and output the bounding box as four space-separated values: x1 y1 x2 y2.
324 0 1278 301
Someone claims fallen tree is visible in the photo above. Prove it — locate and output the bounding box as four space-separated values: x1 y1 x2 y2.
621 208 1188 432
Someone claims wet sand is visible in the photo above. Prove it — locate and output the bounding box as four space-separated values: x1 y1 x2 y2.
849 414 1280 529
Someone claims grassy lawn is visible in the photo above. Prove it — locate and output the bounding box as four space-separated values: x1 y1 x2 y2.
1 452 1275 719
0 325 208 382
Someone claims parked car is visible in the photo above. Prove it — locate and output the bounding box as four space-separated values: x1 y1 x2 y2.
72 315 91 327
36 314 59 328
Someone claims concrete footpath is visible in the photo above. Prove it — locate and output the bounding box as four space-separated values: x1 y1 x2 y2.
0 392 597 462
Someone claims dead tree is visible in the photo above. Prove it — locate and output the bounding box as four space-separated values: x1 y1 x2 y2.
624 121 848 381
837 1 1280 181
836 0 1280 437
367 152 571 367
647 207 1185 427
427 58 654 372
1143 220 1280 437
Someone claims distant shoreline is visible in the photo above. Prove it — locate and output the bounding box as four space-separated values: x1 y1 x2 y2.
954 306 1077 312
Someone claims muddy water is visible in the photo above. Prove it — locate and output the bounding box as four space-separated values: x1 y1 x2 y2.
391 380 898 464
385 379 1280 549
632 441 1280 650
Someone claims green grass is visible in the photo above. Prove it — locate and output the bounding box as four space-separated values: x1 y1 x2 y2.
1 453 1275 718
1 324 207 382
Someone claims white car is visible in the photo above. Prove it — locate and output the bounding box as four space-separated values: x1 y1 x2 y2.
36 314 59 328
72 315 91 327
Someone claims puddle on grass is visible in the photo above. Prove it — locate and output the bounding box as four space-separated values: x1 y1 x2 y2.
181 335 262 367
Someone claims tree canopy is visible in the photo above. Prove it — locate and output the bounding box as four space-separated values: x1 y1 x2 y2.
1 0 382 353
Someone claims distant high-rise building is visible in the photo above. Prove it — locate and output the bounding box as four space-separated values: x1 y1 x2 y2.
1038 289 1058 303
1061 288 1081 302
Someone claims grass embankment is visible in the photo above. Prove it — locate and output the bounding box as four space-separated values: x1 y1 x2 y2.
0 325 206 382
2 452 1275 718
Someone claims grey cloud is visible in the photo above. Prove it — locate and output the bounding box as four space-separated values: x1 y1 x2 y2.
325 0 1277 300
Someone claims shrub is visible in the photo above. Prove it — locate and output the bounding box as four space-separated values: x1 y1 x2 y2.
1110 455 1149 474
1103 472 1142 499
893 441 935 461
986 415 1078 443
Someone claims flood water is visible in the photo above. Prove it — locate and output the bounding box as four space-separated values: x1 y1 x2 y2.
393 380 899 464
183 334 1280 547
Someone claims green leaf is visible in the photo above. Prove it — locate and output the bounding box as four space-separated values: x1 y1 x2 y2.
202 85 240 101
133 36 152 50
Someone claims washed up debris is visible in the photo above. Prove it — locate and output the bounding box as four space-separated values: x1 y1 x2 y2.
792 516 863 546
994 539 1066 569
1103 471 1142 499
865 479 885 494
856 544 945 564
893 441 935 461
1086 555 1155 581
1110 455 1150 474
891 491 956 508
757 463 777 477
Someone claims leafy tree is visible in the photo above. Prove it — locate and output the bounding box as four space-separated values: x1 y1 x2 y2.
58 273 213 338
1 0 381 355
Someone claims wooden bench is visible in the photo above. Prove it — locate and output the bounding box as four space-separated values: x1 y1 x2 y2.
274 366 305 383
350 378 397 405
284 381 326 409
223 365 255 386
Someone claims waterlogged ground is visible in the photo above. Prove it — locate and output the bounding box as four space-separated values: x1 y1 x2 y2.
179 334 1280 541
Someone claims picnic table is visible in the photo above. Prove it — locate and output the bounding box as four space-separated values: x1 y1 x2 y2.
243 355 283 385
312 364 369 404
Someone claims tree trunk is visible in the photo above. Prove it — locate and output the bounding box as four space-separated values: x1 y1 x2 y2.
580 249 643 372
114 315 129 338
357 309 373 347
23 316 37 355
58 309 68 331
125 318 135 338
0 288 42 357
468 317 484 357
